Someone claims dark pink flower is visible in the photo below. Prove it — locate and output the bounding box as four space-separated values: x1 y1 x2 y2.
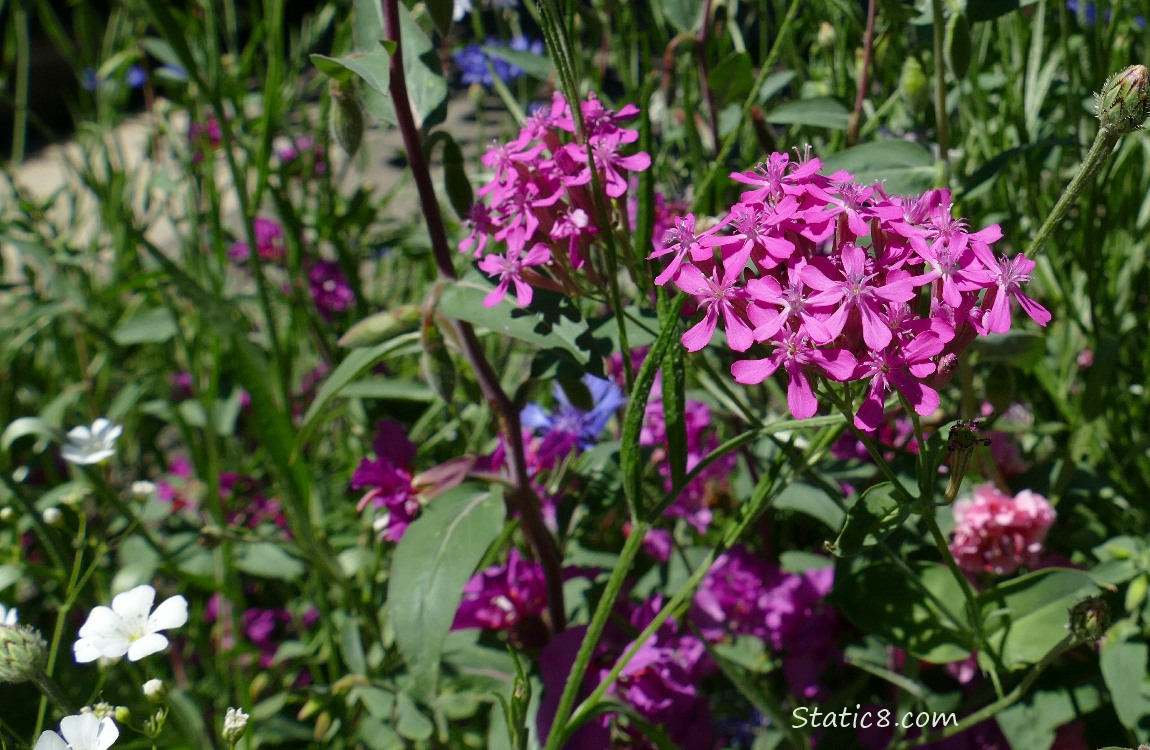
452 548 547 635
308 260 355 319
349 420 421 542
229 217 286 262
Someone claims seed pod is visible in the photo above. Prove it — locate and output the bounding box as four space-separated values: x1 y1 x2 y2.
329 79 365 158
420 318 456 404
900 57 930 116
1068 596 1110 644
945 12 972 81
1096 64 1150 134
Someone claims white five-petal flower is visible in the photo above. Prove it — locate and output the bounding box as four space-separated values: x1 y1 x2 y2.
0 603 17 626
61 419 123 466
33 714 119 750
74 585 188 663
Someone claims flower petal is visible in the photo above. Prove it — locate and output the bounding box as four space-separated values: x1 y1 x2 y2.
33 731 69 750
127 632 169 661
60 714 101 750
148 595 189 633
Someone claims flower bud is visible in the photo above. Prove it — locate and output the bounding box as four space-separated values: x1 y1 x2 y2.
114 706 131 724
0 507 12 522
1096 64 1150 134
132 481 156 500
1068 596 1110 644
0 624 47 683
223 707 250 745
329 80 365 159
900 57 930 116
42 507 63 526
816 22 836 49
143 678 168 703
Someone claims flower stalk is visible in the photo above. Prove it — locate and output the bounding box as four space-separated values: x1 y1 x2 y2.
382 0 566 632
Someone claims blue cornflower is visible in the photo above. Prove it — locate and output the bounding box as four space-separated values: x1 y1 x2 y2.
453 37 544 88
521 374 627 454
126 64 147 89
453 44 493 87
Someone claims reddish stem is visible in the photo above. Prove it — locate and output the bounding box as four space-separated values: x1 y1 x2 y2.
382 0 567 631
848 0 878 146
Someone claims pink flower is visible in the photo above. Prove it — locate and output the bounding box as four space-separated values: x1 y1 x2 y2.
949 484 1056 575
853 332 946 431
980 253 1051 333
477 232 551 307
674 250 754 352
229 217 286 262
732 331 856 419
452 548 547 633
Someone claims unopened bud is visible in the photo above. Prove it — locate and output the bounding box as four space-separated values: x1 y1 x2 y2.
0 507 14 523
132 481 156 499
945 420 991 504
87 702 116 720
900 57 930 115
143 678 167 703
1096 64 1150 134
114 706 131 724
816 22 836 49
42 507 63 527
0 624 46 683
223 707 250 745
329 80 364 158
1068 596 1110 644
420 319 456 403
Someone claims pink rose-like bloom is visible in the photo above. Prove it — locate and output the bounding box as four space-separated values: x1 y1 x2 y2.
949 483 1056 575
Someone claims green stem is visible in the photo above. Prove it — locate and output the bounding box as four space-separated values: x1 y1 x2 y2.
894 636 1075 748
930 0 950 180
1024 125 1120 259
542 523 649 750
11 1 30 162
32 672 74 715
691 0 802 213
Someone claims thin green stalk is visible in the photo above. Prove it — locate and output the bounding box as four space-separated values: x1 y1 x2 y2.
10 1 30 162
692 0 802 213
541 522 649 750
1024 125 1120 259
930 0 950 180
894 636 1076 749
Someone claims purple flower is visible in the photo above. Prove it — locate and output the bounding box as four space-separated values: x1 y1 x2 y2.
452 549 547 641
350 420 421 542
520 374 626 468
308 260 355 319
228 217 286 262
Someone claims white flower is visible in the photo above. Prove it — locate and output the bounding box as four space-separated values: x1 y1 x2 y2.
452 0 471 21
74 585 188 663
130 481 156 499
0 604 17 626
61 419 123 466
33 713 119 750
222 707 249 744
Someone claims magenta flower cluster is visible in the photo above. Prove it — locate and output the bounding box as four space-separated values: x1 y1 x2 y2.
461 92 651 307
650 150 1051 430
949 483 1056 575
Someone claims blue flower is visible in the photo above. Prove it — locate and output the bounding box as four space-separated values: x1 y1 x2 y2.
452 36 544 88
521 374 627 450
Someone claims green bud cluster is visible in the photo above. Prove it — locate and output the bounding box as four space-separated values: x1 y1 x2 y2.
0 624 47 684
1096 64 1150 134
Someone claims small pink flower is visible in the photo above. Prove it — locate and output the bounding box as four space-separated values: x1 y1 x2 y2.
477 232 551 308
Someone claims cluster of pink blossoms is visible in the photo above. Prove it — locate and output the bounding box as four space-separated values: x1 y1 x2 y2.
650 150 1051 430
949 483 1056 575
461 92 650 307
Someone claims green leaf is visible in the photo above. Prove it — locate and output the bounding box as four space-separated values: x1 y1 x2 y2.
395 692 435 740
772 482 846 530
294 335 420 454
335 610 368 675
338 306 422 348
661 0 704 32
311 47 392 97
388 484 505 698
426 0 454 36
996 683 1104 749
236 542 306 581
765 97 851 130
112 307 178 345
1100 621 1150 729
484 45 556 82
758 70 796 105
825 482 910 557
965 0 1040 22
944 12 972 80
708 53 754 107
1 417 58 454
400 3 447 129
979 568 1101 669
438 279 611 370
831 560 973 663
359 718 404 750
426 131 473 220
820 140 937 196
